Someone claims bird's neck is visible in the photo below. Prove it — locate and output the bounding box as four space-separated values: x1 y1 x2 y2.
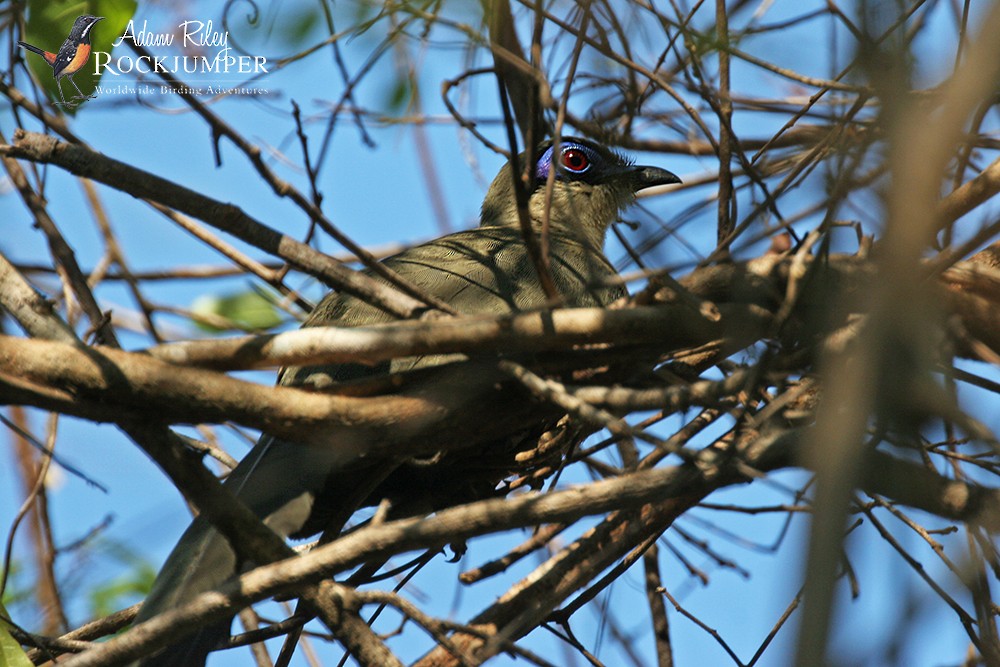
480 182 626 252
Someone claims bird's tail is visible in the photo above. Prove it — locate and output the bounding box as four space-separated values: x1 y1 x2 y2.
129 515 244 666
130 436 348 666
16 41 47 57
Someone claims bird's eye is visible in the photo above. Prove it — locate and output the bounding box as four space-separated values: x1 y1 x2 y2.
561 148 591 173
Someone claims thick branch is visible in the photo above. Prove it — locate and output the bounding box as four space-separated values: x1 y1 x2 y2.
0 335 562 470
148 302 768 370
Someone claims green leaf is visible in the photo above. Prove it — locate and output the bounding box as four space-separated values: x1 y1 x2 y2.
88 564 156 619
386 75 412 112
0 602 32 667
283 6 322 44
20 0 137 113
191 289 284 333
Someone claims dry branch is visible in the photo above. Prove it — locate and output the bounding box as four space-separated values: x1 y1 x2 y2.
0 130 431 320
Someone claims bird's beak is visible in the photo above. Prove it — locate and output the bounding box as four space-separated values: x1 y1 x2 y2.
628 165 682 191
598 164 682 191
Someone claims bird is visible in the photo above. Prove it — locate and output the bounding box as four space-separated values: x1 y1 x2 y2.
129 137 681 666
17 15 104 107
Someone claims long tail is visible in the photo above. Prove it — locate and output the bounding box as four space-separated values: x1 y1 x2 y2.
130 436 348 666
17 41 48 58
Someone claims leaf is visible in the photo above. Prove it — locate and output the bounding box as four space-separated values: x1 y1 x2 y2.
0 602 31 667
20 0 138 113
191 289 284 333
88 563 156 619
283 6 322 44
386 75 412 112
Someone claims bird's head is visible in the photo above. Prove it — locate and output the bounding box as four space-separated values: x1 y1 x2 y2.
480 137 680 249
69 15 104 42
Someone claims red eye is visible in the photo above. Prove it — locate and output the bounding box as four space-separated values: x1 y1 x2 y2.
561 148 590 172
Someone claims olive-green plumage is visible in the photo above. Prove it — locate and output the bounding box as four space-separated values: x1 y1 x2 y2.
131 138 679 666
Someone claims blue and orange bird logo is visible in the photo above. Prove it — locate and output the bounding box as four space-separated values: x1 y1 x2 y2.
18 15 105 107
